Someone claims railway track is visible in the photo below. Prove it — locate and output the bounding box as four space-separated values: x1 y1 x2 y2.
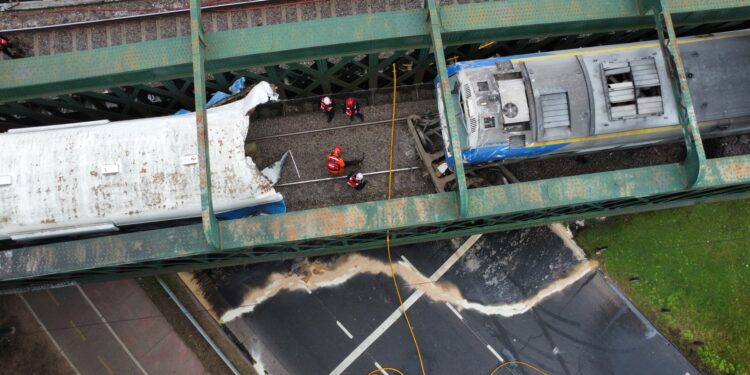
0 0 424 59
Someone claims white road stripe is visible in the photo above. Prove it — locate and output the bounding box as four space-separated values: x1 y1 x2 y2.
445 302 463 320
374 362 388 375
486 344 504 362
399 255 415 270
329 234 482 375
336 321 354 339
18 294 82 375
76 285 149 375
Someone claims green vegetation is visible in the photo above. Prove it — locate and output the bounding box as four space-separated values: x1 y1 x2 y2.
576 200 750 375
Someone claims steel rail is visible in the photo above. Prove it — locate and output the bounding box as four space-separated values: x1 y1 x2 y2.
248 117 410 141
275 166 421 187
0 0 275 33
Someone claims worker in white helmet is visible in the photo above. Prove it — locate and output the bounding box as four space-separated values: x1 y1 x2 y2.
347 172 367 190
320 96 335 122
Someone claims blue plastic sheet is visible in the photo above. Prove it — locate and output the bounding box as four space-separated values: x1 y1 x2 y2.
216 200 287 220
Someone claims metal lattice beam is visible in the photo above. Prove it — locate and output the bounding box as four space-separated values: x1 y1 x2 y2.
3 155 750 291
3 1 750 104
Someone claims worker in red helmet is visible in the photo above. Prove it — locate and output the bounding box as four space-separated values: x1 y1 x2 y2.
327 146 365 175
327 146 346 175
343 97 364 122
347 172 367 190
0 34 23 59
320 96 335 123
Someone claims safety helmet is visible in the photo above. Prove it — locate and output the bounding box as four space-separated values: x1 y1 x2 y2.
332 146 342 156
356 172 364 181
345 97 355 107
322 96 332 105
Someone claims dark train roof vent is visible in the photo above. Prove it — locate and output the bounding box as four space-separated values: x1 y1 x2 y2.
602 57 663 120
541 92 571 129
509 134 526 149
469 117 478 134
463 84 472 99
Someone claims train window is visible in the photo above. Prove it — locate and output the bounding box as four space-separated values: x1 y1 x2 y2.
602 57 662 120
483 117 496 129
477 81 490 92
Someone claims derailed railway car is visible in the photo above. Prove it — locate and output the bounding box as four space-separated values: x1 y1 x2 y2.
0 82 283 241
435 30 750 168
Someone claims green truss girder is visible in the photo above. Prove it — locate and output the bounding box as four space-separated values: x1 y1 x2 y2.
2 0 750 289
648 0 708 186
190 0 221 249
3 155 750 291
427 0 469 218
3 1 750 103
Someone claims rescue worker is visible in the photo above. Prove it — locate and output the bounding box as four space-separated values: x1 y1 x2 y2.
0 35 23 59
343 97 364 122
347 172 367 190
327 146 346 175
320 96 335 123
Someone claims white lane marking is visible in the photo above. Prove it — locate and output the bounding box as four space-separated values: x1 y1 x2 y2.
445 302 463 320
486 344 504 362
329 234 482 375
76 285 149 375
429 235 481 282
374 362 388 375
19 294 82 375
399 255 416 271
336 321 354 339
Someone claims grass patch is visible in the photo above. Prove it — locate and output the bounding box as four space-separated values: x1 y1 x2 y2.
576 199 750 375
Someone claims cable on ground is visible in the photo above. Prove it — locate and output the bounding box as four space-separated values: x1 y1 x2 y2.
368 368 406 375
369 64 427 375
489 360 549 375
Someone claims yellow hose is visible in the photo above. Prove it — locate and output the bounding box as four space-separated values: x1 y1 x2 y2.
373 63 427 375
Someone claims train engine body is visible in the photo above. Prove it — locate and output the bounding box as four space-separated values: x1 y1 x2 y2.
437 30 750 168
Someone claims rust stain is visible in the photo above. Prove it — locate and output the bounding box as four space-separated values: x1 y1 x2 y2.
90 171 98 176
564 179 588 200
519 185 543 205
720 161 750 183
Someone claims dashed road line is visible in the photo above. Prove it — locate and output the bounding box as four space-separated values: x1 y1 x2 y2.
18 294 81 375
336 320 354 339
97 354 115 375
486 344 504 362
399 255 416 271
69 320 86 341
374 362 388 375
329 234 482 375
46 289 60 306
445 302 463 320
76 285 149 375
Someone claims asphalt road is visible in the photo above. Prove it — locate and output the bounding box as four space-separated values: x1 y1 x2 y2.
208 226 699 374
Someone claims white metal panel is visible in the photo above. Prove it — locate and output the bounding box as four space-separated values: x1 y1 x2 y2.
497 78 530 124
0 83 282 240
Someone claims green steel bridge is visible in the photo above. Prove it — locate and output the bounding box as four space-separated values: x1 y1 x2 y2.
2 0 750 292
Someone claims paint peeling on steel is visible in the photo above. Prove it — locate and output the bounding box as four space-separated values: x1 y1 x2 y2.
5 2 750 103
5 155 750 281
0 98 281 240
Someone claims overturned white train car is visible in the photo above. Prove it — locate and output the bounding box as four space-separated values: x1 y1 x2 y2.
0 82 283 241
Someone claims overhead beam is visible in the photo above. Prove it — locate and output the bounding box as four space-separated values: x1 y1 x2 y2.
3 1 750 103
3 154 750 289
645 0 707 186
426 0 469 218
189 0 221 248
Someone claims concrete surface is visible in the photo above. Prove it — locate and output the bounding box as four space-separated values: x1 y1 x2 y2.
21 279 207 374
